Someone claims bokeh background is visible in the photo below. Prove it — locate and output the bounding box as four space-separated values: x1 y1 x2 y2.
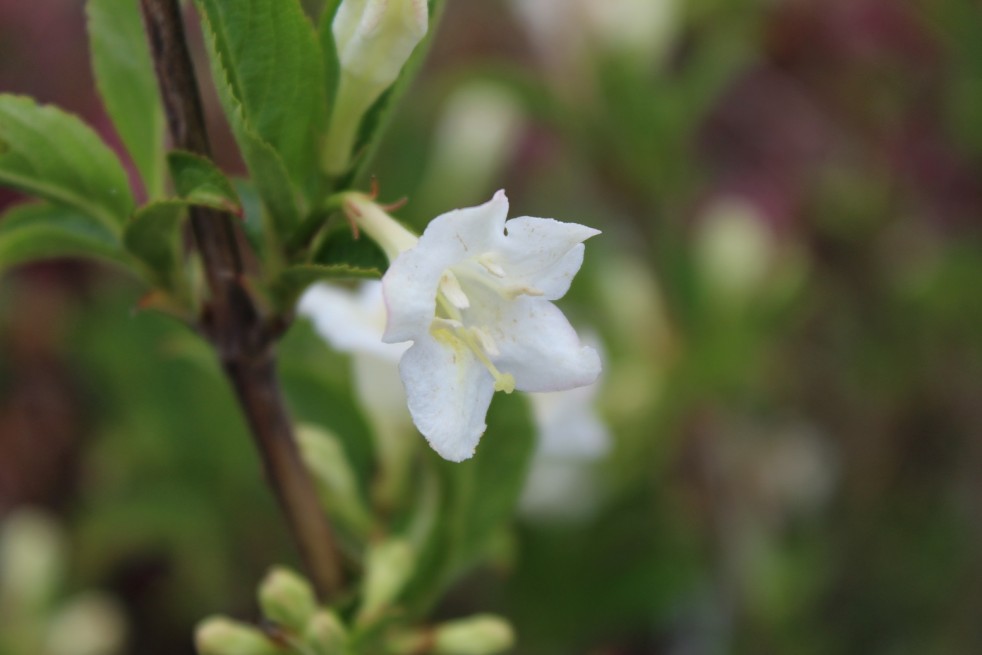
2 0 982 653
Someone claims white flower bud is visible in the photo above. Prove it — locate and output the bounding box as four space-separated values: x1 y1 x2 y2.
194 617 279 655
257 567 318 632
433 615 515 655
324 0 429 174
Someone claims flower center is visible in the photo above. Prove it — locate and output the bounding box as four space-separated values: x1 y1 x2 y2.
431 266 516 393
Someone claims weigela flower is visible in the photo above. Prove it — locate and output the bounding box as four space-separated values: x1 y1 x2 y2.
371 190 601 461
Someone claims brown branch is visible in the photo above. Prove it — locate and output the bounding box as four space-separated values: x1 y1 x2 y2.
140 0 343 598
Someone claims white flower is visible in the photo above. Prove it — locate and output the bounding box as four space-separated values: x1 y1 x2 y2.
379 191 601 461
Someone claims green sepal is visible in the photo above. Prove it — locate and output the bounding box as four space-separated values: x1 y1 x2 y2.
87 0 166 199
0 202 127 271
0 94 134 229
167 151 243 217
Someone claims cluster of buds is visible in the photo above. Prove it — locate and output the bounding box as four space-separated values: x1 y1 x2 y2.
195 564 514 655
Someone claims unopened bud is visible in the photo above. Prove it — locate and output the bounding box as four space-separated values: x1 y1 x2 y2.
298 424 375 537
258 567 317 632
357 538 415 624
0 510 65 612
194 617 280 655
433 615 515 655
303 610 347 654
695 197 775 306
45 593 127 655
324 0 429 173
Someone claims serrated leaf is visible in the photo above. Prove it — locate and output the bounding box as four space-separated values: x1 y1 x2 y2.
194 0 328 206
314 226 389 272
87 0 166 199
0 95 134 229
0 202 127 270
402 393 535 612
123 200 188 293
271 262 379 308
167 150 242 216
197 10 303 237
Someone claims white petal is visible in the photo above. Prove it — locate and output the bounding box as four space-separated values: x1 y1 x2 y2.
399 333 496 462
496 217 600 299
530 384 609 459
476 294 601 392
382 191 510 343
299 282 406 361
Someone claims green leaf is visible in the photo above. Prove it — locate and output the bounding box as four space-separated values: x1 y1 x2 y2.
123 200 188 293
0 202 127 270
194 0 328 206
197 11 303 237
271 262 379 308
0 95 134 229
87 0 166 199
403 393 535 612
167 150 242 216
317 0 343 113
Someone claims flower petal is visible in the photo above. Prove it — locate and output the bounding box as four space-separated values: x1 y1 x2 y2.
299 282 406 361
495 217 600 299
382 191 509 343
475 294 601 392
399 333 496 461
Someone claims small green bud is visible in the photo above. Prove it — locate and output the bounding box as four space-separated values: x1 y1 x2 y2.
298 424 374 538
258 566 318 633
357 538 415 624
303 610 347 655
433 615 515 655
194 617 281 655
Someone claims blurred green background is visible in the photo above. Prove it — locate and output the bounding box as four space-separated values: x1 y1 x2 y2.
2 0 982 653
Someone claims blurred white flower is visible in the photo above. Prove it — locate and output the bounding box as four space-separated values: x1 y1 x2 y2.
299 282 413 506
509 0 679 74
380 191 601 461
695 196 776 305
520 376 611 521
44 594 126 655
417 82 526 211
